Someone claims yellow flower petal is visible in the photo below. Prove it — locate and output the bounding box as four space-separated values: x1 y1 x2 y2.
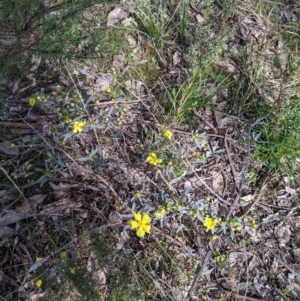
60 251 67 259
136 227 145 237
163 129 173 140
143 224 151 234
35 279 42 288
155 209 165 218
29 98 36 106
141 213 151 224
134 212 142 222
130 220 139 229
203 217 218 230
146 153 162 166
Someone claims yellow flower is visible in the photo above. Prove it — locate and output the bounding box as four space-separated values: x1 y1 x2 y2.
29 98 36 106
73 120 86 133
162 129 173 140
60 251 67 259
154 208 165 219
134 191 142 198
35 279 42 288
251 220 258 230
146 153 162 166
203 216 218 230
35 257 42 262
104 87 111 93
129 212 151 237
69 268 75 274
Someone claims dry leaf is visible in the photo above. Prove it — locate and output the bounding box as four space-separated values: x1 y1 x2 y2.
12 78 22 94
285 186 296 195
0 226 14 237
0 141 19 155
215 101 226 126
117 229 130 250
58 75 70 86
196 14 205 23
211 171 224 195
95 75 112 92
211 198 219 215
29 56 42 72
173 51 181 66
26 110 41 122
124 80 144 96
0 190 14 204
279 53 289 71
108 211 122 225
27 256 50 273
107 7 128 27
0 211 33 226
39 198 82 215
184 176 203 191
49 182 70 190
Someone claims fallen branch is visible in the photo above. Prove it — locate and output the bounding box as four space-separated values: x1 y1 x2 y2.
188 244 213 300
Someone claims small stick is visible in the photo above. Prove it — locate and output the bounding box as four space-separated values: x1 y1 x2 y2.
224 129 239 188
188 247 213 300
239 176 269 219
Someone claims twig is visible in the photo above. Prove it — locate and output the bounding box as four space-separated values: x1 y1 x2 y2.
225 125 252 220
56 148 122 204
224 129 239 188
239 176 269 219
187 247 213 300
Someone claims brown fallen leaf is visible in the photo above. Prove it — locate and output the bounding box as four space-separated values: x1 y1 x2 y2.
0 194 47 226
0 121 43 130
107 7 128 27
0 141 19 155
108 211 123 225
0 226 14 238
39 198 82 215
211 171 224 195
0 211 33 226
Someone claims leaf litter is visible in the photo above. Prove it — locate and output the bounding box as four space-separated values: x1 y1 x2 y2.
1 1 300 300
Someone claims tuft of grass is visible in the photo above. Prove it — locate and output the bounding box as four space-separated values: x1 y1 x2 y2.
133 1 170 50
253 96 300 176
0 0 123 80
176 0 189 42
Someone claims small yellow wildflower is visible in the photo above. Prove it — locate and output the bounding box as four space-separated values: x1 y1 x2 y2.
162 129 173 140
29 98 36 106
235 226 242 231
154 208 165 219
60 251 67 259
203 216 218 230
69 268 76 274
35 257 42 262
104 87 111 93
251 220 258 230
134 191 142 198
73 120 86 133
129 212 151 237
35 279 42 288
146 153 162 166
